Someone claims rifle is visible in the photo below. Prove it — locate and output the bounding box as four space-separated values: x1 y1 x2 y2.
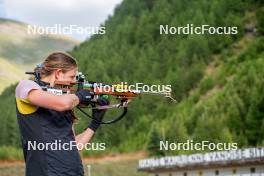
26 71 176 124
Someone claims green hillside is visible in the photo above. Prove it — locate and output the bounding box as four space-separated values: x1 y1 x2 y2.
0 57 24 92
0 0 263 161
0 18 79 92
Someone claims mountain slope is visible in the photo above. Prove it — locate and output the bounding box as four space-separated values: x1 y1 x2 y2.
70 0 257 153
0 18 79 92
160 35 264 156
0 57 24 92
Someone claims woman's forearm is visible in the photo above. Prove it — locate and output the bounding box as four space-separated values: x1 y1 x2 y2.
28 89 80 111
75 128 95 150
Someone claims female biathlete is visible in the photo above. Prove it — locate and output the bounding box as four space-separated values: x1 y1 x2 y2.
15 52 107 176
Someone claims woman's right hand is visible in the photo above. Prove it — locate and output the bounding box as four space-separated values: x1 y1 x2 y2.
75 89 94 105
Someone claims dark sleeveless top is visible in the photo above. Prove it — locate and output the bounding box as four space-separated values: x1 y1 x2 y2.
15 80 84 176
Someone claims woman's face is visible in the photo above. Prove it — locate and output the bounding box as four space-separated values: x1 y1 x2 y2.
55 67 78 82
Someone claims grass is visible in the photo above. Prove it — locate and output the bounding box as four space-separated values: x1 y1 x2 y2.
84 160 148 176
0 160 148 176
0 147 148 176
0 147 23 161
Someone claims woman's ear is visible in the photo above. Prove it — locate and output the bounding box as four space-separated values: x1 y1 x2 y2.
54 69 63 80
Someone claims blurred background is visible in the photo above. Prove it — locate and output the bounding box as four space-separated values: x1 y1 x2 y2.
0 0 263 175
